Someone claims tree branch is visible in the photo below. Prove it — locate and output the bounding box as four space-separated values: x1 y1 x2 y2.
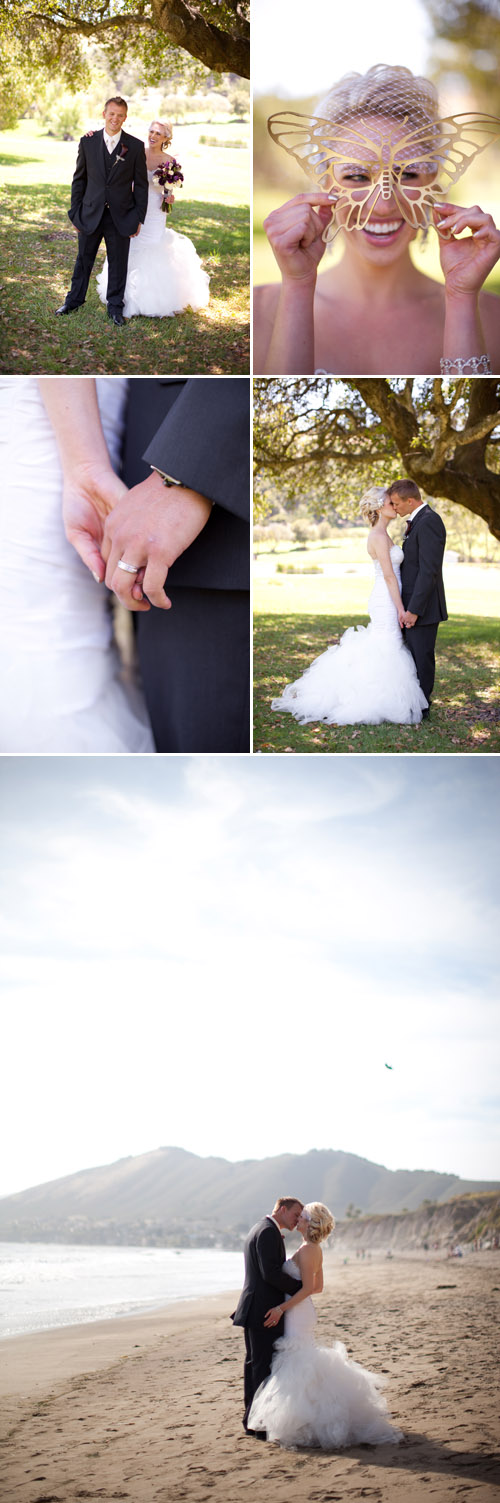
152 0 249 74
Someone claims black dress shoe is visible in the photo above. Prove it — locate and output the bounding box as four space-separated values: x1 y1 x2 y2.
55 303 79 315
422 708 431 720
107 308 125 326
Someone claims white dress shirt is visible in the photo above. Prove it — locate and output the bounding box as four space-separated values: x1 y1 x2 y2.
406 501 427 524
103 130 122 153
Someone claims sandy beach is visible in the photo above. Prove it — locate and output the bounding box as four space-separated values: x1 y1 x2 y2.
2 1251 500 1503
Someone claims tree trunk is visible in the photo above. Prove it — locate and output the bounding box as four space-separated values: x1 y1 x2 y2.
152 0 249 75
354 380 500 542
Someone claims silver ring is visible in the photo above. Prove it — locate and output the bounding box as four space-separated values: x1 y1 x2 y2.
117 559 140 574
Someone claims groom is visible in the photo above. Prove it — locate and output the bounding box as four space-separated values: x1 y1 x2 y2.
387 479 447 716
232 1197 303 1436
59 377 251 752
56 97 148 326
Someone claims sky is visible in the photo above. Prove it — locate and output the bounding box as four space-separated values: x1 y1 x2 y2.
253 0 432 99
1 755 499 1199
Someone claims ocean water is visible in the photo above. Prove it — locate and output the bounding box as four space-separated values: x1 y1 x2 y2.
0 1242 243 1340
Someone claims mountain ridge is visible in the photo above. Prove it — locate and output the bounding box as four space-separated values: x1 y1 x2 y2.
1 1145 498 1246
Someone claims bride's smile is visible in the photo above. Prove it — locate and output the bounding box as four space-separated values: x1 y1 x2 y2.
255 63 500 375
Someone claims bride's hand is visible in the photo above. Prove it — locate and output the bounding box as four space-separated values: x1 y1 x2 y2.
263 1305 283 1328
436 203 500 297
62 463 128 581
264 192 334 284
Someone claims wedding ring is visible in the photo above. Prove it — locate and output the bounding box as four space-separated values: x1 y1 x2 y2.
117 559 140 574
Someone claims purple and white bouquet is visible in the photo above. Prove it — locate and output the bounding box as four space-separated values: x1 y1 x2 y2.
152 158 184 213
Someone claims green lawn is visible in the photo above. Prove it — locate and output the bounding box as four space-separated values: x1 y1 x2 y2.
254 613 500 753
0 123 249 374
253 552 500 753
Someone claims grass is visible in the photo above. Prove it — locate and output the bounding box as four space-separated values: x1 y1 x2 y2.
253 545 500 752
0 123 249 374
254 611 500 753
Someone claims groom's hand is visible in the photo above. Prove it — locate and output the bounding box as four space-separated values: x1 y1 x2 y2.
101 471 213 611
403 610 418 628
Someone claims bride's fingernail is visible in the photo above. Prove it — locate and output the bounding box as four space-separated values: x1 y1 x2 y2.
92 571 101 583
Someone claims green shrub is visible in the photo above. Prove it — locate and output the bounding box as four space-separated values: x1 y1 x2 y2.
276 563 323 574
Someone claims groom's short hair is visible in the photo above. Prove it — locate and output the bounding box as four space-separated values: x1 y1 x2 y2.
386 479 421 503
273 1196 304 1213
104 96 128 112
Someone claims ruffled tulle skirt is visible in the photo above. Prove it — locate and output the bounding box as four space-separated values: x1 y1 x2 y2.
248 1333 403 1450
272 622 427 726
97 226 210 318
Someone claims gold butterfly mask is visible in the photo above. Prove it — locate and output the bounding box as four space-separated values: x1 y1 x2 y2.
267 110 500 242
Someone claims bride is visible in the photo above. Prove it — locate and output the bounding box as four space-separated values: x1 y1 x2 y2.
248 1202 402 1449
271 487 428 726
254 63 500 375
97 119 210 319
0 377 154 753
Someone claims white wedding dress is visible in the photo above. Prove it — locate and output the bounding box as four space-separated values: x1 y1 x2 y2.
96 172 210 318
272 545 427 725
248 1258 402 1449
0 377 155 752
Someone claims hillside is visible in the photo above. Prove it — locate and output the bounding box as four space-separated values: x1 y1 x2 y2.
334 1190 500 1253
0 1146 498 1247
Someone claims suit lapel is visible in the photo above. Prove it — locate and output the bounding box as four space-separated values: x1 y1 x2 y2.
90 130 107 181
403 507 426 555
107 131 131 178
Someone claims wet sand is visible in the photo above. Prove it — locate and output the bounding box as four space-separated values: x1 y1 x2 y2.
2 1252 500 1502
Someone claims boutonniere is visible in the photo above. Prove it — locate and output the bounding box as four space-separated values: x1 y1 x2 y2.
115 145 128 163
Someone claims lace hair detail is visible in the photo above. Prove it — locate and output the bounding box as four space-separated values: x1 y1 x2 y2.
268 64 500 243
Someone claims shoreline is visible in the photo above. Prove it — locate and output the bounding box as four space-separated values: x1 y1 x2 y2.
1 1288 238 1406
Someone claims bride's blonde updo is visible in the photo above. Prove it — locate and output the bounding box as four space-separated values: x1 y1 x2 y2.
150 119 173 150
302 1202 335 1244
359 485 387 527
316 64 440 134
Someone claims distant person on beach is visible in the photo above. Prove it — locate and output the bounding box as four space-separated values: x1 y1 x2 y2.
235 1200 403 1449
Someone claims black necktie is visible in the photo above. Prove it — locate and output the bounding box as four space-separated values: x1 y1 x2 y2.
404 519 413 538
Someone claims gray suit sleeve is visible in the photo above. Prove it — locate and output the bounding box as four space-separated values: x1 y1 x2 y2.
143 379 249 521
68 138 87 224
133 141 149 224
407 512 446 617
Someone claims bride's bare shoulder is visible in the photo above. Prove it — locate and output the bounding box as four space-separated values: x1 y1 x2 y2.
253 283 281 372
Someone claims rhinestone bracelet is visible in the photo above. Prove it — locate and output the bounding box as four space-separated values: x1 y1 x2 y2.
440 354 492 375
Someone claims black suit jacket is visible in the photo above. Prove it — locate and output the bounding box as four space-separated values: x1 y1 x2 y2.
68 130 148 236
122 378 250 591
232 1217 301 1330
401 506 447 624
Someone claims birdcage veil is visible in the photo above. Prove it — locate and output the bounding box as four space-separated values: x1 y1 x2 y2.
268 64 500 243
316 64 440 134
